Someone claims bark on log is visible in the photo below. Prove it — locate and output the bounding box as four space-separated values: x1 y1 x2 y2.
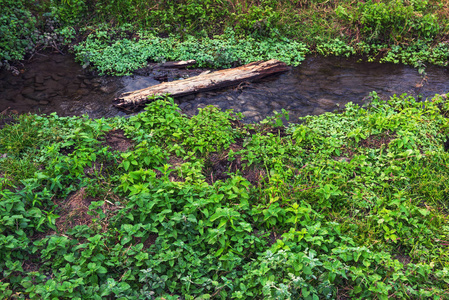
114 59 289 108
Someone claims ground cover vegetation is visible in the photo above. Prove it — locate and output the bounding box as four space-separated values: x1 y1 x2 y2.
2 0 449 298
1 0 449 74
1 93 449 298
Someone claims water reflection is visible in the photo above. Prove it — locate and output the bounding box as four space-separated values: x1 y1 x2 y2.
180 56 448 122
1 54 448 122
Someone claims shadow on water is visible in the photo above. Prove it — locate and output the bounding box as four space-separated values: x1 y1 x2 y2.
1 54 448 122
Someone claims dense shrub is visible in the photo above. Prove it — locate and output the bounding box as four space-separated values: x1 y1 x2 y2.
0 0 37 61
337 0 441 44
1 94 449 298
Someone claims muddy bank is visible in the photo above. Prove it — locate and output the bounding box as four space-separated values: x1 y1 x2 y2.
1 54 449 122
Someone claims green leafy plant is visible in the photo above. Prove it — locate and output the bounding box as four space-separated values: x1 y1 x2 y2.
2 67 449 299
0 0 37 61
74 30 309 75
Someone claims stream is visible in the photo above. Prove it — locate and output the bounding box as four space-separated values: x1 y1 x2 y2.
1 54 449 123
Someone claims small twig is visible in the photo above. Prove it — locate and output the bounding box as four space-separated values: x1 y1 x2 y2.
104 199 123 208
35 52 49 57
0 107 10 115
210 286 225 298
52 41 65 55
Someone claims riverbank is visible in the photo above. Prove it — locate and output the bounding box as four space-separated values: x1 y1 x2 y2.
1 94 449 298
2 1 449 75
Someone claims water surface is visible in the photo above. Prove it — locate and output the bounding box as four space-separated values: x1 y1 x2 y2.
1 54 448 122
179 56 449 122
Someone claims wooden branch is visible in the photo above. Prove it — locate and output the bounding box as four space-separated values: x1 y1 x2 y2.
114 59 290 108
161 60 196 68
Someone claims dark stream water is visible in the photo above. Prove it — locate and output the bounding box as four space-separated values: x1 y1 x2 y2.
1 54 449 122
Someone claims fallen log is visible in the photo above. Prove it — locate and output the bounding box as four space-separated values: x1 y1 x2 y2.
114 59 290 108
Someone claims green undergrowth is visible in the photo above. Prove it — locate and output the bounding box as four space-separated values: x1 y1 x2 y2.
69 0 449 75
73 27 449 75
74 29 309 75
2 0 449 74
0 0 77 69
1 93 449 299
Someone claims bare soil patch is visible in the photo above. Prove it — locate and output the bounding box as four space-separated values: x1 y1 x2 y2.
167 155 186 182
267 231 282 246
55 188 97 232
22 253 43 273
168 155 185 168
395 254 412 266
243 124 290 137
230 119 246 131
59 145 75 155
259 125 289 137
336 283 353 300
135 233 159 250
204 143 266 185
144 233 158 249
359 130 397 149
154 155 186 182
102 129 133 152
84 160 118 178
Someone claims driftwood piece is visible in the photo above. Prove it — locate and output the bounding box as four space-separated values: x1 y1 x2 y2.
114 59 289 108
161 60 196 68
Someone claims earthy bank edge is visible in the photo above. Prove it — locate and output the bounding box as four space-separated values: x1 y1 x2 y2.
1 93 449 299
